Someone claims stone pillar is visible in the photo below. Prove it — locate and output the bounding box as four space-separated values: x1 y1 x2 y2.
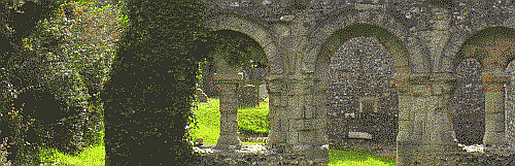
214 56 243 150
395 73 421 166
395 73 458 165
507 64 515 150
266 74 288 154
419 74 459 165
482 71 509 147
292 75 329 162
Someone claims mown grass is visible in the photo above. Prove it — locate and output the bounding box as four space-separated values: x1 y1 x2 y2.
33 97 396 166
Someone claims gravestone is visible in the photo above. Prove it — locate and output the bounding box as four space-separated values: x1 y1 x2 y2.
348 131 373 139
259 84 268 101
238 84 259 108
196 88 209 103
200 61 218 98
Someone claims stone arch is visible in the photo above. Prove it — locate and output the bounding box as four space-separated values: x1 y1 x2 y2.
204 13 283 74
325 36 399 146
302 8 433 165
443 16 515 73
304 8 431 74
448 26 515 148
203 13 283 150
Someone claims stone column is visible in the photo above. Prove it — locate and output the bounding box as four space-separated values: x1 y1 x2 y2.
395 73 458 165
214 56 243 150
266 74 288 154
395 73 422 166
482 71 509 147
419 74 459 165
291 75 329 162
507 65 515 150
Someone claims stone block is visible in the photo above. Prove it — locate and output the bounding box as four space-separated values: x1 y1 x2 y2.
287 131 300 145
312 93 326 106
398 121 415 139
413 85 431 96
301 105 314 119
485 92 504 113
485 119 505 133
398 95 414 121
220 95 238 106
272 95 285 106
268 82 283 93
268 130 286 144
348 131 372 139
483 131 507 145
273 107 289 120
289 106 302 120
218 84 238 95
259 84 269 99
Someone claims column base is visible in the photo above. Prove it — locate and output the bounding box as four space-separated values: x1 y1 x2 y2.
484 131 508 147
215 133 242 150
417 143 460 165
396 140 420 166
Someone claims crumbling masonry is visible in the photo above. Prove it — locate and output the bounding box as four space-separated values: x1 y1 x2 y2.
202 0 515 165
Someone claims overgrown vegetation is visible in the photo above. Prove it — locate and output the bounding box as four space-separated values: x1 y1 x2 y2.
0 0 127 165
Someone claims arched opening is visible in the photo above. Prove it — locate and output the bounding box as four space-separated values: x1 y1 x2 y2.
451 58 485 146
452 26 515 147
320 23 406 157
192 29 271 148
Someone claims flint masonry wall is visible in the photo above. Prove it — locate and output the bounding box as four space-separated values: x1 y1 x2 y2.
326 36 398 145
202 0 515 165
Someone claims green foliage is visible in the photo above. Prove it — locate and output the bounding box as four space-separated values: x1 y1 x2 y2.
0 0 128 165
196 30 269 70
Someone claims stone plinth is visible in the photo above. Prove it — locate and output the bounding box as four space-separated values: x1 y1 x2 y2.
193 144 329 165
482 72 509 147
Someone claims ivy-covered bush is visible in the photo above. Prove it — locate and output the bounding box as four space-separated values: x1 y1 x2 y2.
0 0 128 165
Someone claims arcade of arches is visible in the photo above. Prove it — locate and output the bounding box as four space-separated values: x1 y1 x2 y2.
199 0 515 165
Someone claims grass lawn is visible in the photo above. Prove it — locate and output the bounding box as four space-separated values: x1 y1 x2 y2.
190 97 396 166
33 97 396 166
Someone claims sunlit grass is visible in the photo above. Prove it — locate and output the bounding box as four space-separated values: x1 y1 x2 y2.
33 96 395 166
191 97 396 166
37 130 105 166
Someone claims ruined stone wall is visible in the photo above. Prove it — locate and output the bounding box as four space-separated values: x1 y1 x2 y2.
202 0 515 165
326 36 398 146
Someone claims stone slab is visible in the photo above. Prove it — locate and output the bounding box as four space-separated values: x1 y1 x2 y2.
348 131 373 139
259 84 269 99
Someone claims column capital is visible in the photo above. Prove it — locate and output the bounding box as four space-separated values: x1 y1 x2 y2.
482 71 510 84
394 72 456 96
393 72 430 86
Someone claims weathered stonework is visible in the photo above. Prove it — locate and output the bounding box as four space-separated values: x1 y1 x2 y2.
202 0 515 165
